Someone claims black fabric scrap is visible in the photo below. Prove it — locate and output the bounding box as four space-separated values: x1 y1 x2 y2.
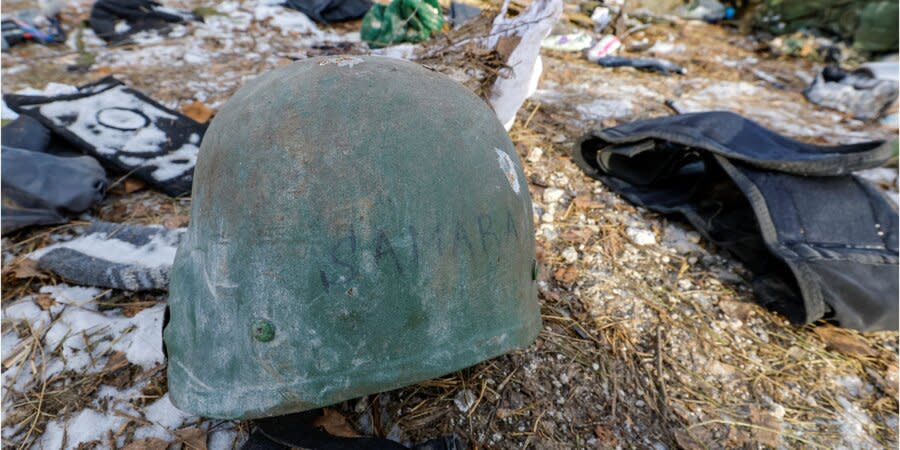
572 111 898 332
593 56 685 75
2 146 107 234
89 0 201 43
4 76 206 197
283 0 372 23
1 115 83 156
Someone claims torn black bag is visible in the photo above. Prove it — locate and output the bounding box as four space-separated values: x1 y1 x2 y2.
1 146 107 234
4 76 205 196
573 111 898 332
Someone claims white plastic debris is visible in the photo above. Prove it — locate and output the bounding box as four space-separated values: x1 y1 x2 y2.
585 35 621 62
485 0 563 130
591 7 611 32
541 32 592 52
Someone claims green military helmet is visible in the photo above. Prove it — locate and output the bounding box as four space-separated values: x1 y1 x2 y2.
164 55 541 420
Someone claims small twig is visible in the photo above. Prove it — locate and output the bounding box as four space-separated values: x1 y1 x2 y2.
466 380 488 417
522 103 541 129
522 409 547 449
106 167 142 191
664 99 682 115
18 323 49 450
113 409 153 426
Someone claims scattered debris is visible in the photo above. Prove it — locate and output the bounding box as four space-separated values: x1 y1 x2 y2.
89 0 202 44
283 0 372 24
360 0 442 48
2 14 65 48
676 0 733 23
29 221 183 291
484 0 563 129
181 100 214 123
585 35 621 61
804 66 899 120
590 6 611 32
755 0 898 54
2 146 107 234
591 55 685 75
5 77 206 196
541 31 592 52
573 111 898 331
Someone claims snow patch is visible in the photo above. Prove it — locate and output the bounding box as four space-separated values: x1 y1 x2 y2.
40 408 129 450
835 396 877 450
30 229 181 268
576 98 634 120
627 227 657 246
133 394 196 440
16 82 78 96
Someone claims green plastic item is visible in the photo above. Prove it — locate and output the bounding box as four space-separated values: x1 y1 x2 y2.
361 0 443 48
164 56 541 420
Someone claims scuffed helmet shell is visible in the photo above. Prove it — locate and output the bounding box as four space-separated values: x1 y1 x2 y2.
164 56 540 420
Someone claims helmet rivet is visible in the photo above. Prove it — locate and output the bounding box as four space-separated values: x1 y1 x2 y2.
251 319 275 342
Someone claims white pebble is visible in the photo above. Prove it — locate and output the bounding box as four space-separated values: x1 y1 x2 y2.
543 187 565 204
626 227 657 246
453 389 476 413
562 246 578 264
